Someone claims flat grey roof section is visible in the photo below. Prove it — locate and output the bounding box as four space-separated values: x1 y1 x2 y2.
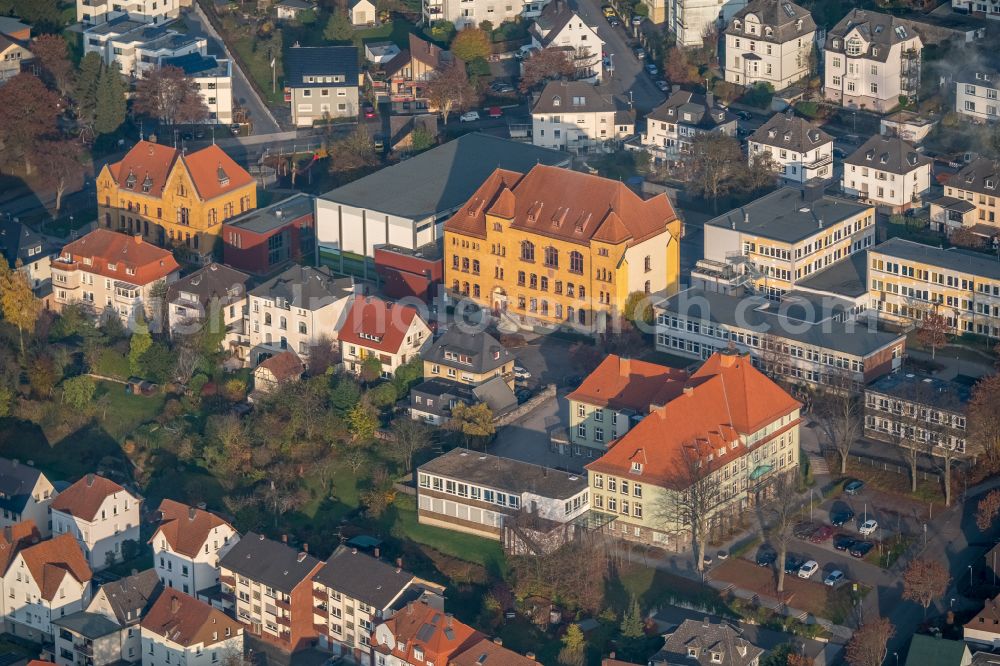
319 133 570 220
226 192 314 234
419 448 587 500
705 187 872 244
657 288 904 357
866 371 970 407
796 253 869 298
872 237 1000 280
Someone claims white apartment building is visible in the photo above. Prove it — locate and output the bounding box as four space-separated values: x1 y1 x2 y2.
140 589 243 666
953 0 1000 20
339 297 431 378
82 17 206 79
3 534 93 642
528 1 603 82
50 474 142 572
0 458 56 537
166 263 249 362
161 54 234 124
422 0 540 29
77 0 180 26
247 265 355 366
151 500 239 596
841 135 932 212
531 80 634 153
956 70 1000 122
724 0 816 90
642 88 737 162
747 112 833 183
668 0 748 48
83 569 163 665
824 9 922 113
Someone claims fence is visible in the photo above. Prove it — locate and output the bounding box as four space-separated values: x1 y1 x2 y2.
851 454 942 483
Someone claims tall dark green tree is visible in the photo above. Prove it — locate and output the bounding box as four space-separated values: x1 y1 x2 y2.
95 66 126 136
76 53 104 133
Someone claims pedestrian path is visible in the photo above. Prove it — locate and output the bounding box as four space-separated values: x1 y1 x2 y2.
807 452 830 476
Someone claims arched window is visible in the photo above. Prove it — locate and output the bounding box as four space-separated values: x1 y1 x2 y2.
280 336 287 350
644 255 652 272
644 280 651 294
569 251 584 274
264 313 272 326
578 309 586 324
299 322 307 335
473 284 480 298
279 316 287 330
521 241 535 262
544 246 559 268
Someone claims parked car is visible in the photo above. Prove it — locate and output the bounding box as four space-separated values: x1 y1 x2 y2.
488 106 503 118
844 479 865 495
602 4 616 17
858 519 878 536
784 554 804 574
363 104 376 119
833 534 856 551
514 365 531 380
230 123 242 135
459 111 480 122
756 549 777 567
850 541 874 558
824 570 845 587
516 388 532 403
373 134 385 151
734 110 753 120
631 15 643 25
797 560 819 579
644 63 658 76
634 47 645 60
608 16 621 26
655 79 669 92
808 525 834 543
717 550 729 561
830 509 855 527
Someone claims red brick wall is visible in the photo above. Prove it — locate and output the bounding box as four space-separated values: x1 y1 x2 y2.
289 563 323 652
374 248 442 302
223 213 315 276
862 341 903 384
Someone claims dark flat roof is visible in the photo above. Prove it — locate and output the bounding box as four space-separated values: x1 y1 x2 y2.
866 371 969 409
795 253 869 298
418 448 588 500
872 238 1000 281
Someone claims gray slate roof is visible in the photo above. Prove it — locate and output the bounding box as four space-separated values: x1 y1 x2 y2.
220 533 321 594
647 89 736 129
749 112 831 153
652 618 764 666
0 220 46 270
872 237 1000 280
472 376 518 416
166 263 249 309
532 81 634 127
843 135 930 174
225 192 315 235
725 0 816 43
530 0 579 46
418 448 588 500
410 379 476 417
319 133 570 220
946 157 1000 197
95 568 162 626
424 328 512 376
826 9 918 63
0 458 47 515
284 45 358 89
249 265 354 309
313 545 414 609
53 612 122 639
704 187 872 244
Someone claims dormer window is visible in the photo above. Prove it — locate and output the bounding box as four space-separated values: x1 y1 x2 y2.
687 648 699 657
631 461 642 473
733 18 741 29
987 178 997 190
833 39 840 48
125 170 136 190
764 27 773 37
710 652 723 664
872 47 878 57
552 95 561 107
217 165 230 186
880 154 888 164
865 150 875 161
142 174 152 193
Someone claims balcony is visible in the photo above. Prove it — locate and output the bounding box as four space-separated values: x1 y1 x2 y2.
276 598 290 611
74 643 94 656
314 605 329 619
276 614 290 627
803 154 833 170
312 588 327 602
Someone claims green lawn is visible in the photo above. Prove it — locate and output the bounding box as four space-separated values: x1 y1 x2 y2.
0 419 122 483
230 34 284 105
386 495 507 571
614 563 734 617
93 380 167 441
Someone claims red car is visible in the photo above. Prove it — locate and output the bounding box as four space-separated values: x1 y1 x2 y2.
809 525 834 543
488 106 503 118
363 104 376 119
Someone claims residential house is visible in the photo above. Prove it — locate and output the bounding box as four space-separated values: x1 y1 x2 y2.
95 140 257 263
567 355 689 458
902 634 971 666
82 18 207 79
222 193 316 277
218 533 323 652
841 135 932 212
0 458 56 537
349 0 376 24
421 328 515 390
930 157 1000 237
642 89 737 163
442 164 683 335
724 0 816 90
881 110 937 143
151 500 239 596
650 618 763 666
655 288 906 391
585 351 801 547
275 0 315 20
697 186 876 299
868 237 1000 336
54 611 132 666
422 0 534 30
667 0 749 48
76 0 180 25
247 264 355 364
338 296 431 378
312 545 444 658
966 594 1000 648
316 133 568 281
956 69 1000 122
0 220 53 292
252 350 304 394
375 34 457 113
954 0 1000 20
747 112 833 183
407 379 477 425
140 589 243 666
83 569 163 665
823 9 923 112
2 533 93 642
50 474 141 571
531 81 634 153
0 34 31 84
0 522 42 580
161 54 234 125
166 263 250 362
417 449 590 554
0 17 31 41
448 639 539 666
52 229 180 325
528 1 604 82
284 45 360 127
371 600 482 665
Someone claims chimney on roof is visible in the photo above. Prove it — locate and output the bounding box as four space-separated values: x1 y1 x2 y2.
352 547 358 554
258 534 265 540
303 543 308 553
706 91 714 108
188 507 196 521
493 638 503 646
396 557 403 568
620 357 631 377
170 596 180 615
672 84 680 94
197 502 206 510
374 547 380 559
609 653 615 660
86 473 95 487
133 235 142 245
281 534 288 543
297 552 307 562
683 386 693 396
743 212 750 225
526 652 536 661
702 616 710 628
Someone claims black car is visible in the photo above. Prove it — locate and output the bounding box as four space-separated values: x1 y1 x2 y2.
833 534 856 551
784 554 804 574
844 479 865 495
830 509 855 527
849 541 874 558
756 549 776 567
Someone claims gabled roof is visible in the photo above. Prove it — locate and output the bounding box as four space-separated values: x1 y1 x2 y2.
53 612 122 639
409 33 454 70
471 376 518 415
151 500 236 560
19 533 93 601
141 589 242 648
0 521 40 576
586 352 800 487
903 634 970 666
338 296 423 354
94 568 162 626
568 354 689 413
749 112 832 153
256 350 304 383
0 220 46 270
284 45 359 89
531 80 628 117
219 532 321 594
423 328 512 375
450 638 538 666
249 264 354 309
946 157 1000 197
314 545 414 609
725 0 816 43
844 135 930 174
375 601 482 666
647 89 736 129
444 164 678 247
179 144 255 201
0 457 48 516
166 263 249 310
106 140 178 198
826 9 921 62
57 229 179 286
529 0 589 47
51 473 136 522
653 618 763 666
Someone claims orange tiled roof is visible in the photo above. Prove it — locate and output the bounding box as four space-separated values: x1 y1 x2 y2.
180 144 255 201
51 473 132 522
338 296 421 355
57 229 180 286
444 164 678 247
586 352 800 487
567 355 689 412
449 638 538 666
141 588 242 647
150 500 235 560
107 141 253 202
256 350 304 383
20 533 92 601
376 601 482 666
107 140 179 198
0 520 40 576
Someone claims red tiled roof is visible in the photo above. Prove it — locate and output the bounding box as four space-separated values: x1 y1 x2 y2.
107 141 253 202
51 473 133 522
338 296 422 354
567 355 689 412
256 350 304 383
150 500 235 560
586 352 800 487
107 140 179 198
449 638 538 666
444 164 678 247
0 520 40 576
56 229 180 286
181 144 255 201
20 533 92 601
141 588 242 647
375 601 482 666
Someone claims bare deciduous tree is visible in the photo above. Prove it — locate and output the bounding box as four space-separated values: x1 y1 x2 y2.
902 557 949 616
425 63 476 123
763 471 799 594
658 441 721 572
845 618 894 666
978 489 1000 532
813 374 862 475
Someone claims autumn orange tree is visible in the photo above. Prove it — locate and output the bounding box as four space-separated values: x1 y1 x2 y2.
0 74 60 174
519 48 575 92
902 558 949 616
844 618 894 666
450 27 491 62
916 310 949 359
978 489 1000 532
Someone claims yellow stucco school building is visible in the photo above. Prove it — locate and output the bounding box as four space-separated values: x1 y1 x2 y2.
96 140 257 263
443 165 683 335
